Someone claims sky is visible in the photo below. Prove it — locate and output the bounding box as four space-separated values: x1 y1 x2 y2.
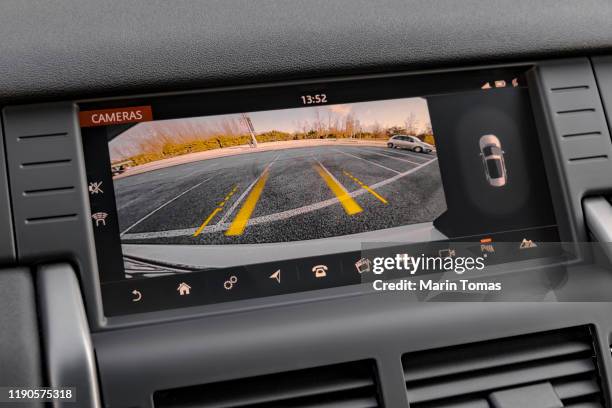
109 96 431 159
245 97 430 133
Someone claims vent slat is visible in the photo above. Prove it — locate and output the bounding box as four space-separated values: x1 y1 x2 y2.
289 396 379 408
553 377 600 400
407 358 594 403
166 394 378 408
565 403 603 408
155 360 381 408
190 377 374 408
404 340 590 382
426 399 488 408
404 327 603 408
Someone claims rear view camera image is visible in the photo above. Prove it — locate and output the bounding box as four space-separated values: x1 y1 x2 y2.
107 97 446 274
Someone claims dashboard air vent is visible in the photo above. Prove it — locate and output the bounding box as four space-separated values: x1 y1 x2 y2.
404 326 604 408
154 360 382 407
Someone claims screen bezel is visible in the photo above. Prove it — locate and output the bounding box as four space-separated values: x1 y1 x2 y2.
78 63 577 323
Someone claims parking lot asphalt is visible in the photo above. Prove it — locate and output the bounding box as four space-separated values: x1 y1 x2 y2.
115 145 446 244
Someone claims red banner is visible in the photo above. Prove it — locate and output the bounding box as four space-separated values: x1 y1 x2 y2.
79 106 153 127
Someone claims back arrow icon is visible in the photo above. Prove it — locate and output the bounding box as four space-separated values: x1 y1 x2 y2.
132 290 142 302
269 270 281 283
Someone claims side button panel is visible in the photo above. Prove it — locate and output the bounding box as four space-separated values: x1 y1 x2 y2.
2 103 105 327
2 103 93 261
528 58 612 243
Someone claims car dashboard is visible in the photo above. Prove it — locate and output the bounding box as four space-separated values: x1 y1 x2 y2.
3 2 612 408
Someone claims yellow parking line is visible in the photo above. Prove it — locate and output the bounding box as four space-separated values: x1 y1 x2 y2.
343 171 388 204
314 163 363 215
193 208 221 236
194 185 238 237
226 171 270 236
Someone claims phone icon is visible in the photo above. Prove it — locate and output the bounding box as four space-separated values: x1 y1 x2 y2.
312 264 328 278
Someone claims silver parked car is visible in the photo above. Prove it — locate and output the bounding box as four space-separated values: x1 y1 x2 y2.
387 134 434 153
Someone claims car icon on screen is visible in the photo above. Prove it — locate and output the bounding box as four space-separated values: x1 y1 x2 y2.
479 134 507 187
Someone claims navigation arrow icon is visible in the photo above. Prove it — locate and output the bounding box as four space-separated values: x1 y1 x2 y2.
270 269 281 283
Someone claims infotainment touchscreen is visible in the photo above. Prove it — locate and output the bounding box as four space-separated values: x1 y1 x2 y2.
81 68 561 316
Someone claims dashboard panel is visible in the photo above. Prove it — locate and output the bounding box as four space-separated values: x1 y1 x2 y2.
2 57 612 408
3 3 612 408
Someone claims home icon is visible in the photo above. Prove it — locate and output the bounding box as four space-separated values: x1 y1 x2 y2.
177 282 191 296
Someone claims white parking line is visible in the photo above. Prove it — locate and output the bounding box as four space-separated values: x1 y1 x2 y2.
331 148 401 174
116 163 220 211
358 148 423 165
311 156 351 192
121 157 439 240
312 155 363 215
120 174 216 236
367 146 432 161
215 154 281 228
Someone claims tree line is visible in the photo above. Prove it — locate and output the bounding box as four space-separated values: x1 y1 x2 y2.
111 113 435 166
